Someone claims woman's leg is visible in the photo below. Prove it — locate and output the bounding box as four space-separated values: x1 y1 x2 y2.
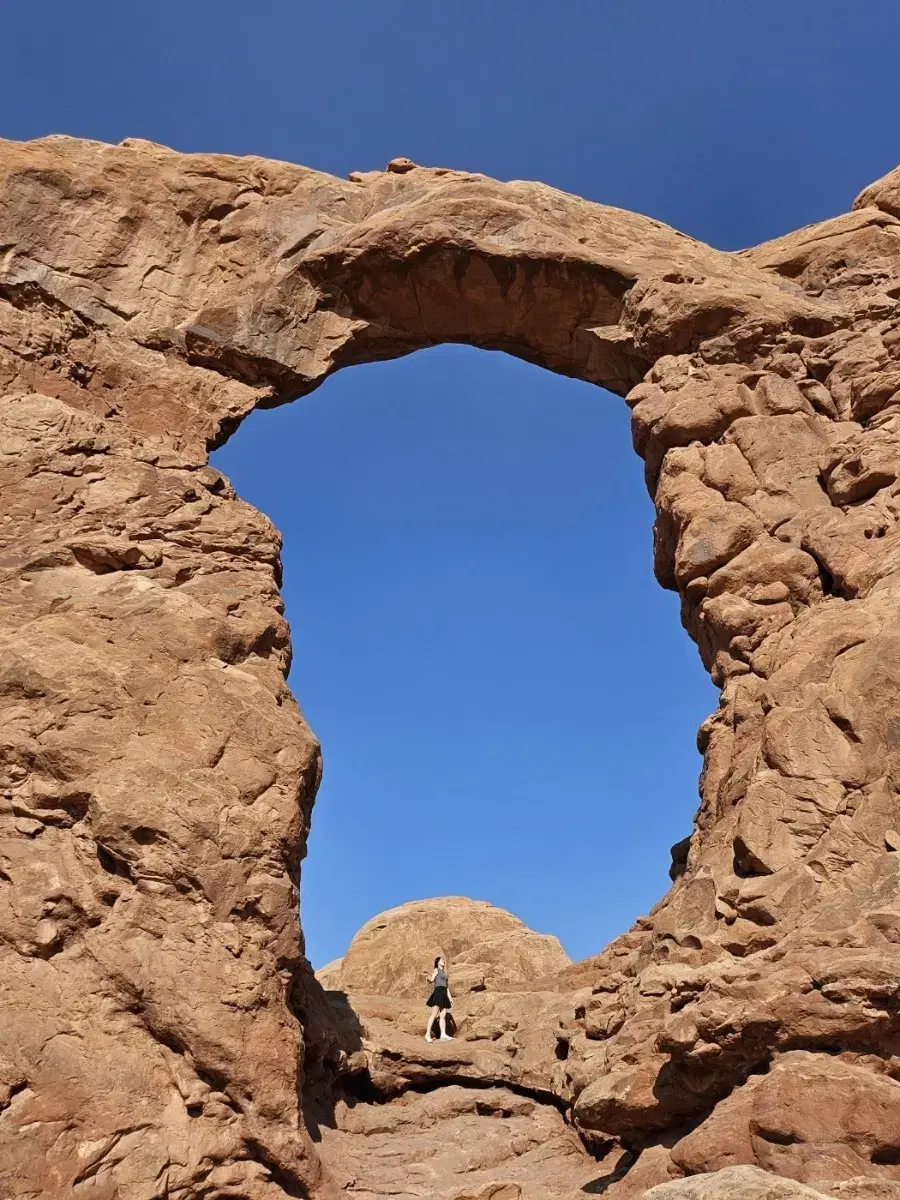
439 1008 452 1039
425 1006 439 1040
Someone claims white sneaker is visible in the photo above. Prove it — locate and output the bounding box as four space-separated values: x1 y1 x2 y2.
425 1034 433 1042
440 1034 453 1040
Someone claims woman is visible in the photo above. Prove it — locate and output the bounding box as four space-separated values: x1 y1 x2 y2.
424 955 453 1041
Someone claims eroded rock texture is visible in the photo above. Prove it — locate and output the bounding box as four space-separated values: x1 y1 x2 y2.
3 134 900 1199
321 896 571 998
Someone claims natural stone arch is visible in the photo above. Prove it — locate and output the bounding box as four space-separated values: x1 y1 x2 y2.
0 136 827 450
3 134 900 1199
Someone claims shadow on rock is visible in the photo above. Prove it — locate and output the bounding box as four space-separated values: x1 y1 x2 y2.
300 979 367 1141
582 1150 637 1194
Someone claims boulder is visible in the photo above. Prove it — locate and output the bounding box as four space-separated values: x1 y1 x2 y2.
331 896 571 998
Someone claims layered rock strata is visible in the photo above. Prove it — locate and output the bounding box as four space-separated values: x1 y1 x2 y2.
310 898 595 1200
3 134 900 1198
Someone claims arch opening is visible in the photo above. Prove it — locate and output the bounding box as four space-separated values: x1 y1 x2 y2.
211 342 717 969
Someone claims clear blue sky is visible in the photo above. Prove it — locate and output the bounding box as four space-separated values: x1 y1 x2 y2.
5 2 900 966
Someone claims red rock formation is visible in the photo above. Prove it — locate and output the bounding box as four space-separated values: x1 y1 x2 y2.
3 134 900 1199
326 896 571 998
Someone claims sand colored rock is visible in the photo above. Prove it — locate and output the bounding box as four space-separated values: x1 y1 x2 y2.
4 134 900 1198
644 1166 867 1200
644 1167 900 1200
315 1084 592 1200
310 901 594 1199
328 896 570 997
670 1052 900 1183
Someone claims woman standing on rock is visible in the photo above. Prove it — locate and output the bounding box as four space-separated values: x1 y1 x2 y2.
425 955 453 1041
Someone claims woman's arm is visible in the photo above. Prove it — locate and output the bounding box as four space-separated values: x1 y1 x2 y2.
428 968 437 983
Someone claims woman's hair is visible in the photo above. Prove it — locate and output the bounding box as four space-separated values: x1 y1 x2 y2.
434 956 442 968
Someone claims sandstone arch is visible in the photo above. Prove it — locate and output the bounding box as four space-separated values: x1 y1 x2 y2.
3 135 900 1199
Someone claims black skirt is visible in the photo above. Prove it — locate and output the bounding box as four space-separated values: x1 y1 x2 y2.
426 985 451 1010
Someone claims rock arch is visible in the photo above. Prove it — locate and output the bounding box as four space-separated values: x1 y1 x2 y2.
3 135 900 1198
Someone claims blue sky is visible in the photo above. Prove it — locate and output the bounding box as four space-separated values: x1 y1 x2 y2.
5 1 900 966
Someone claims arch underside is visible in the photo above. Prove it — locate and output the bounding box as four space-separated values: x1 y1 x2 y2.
3 136 900 1198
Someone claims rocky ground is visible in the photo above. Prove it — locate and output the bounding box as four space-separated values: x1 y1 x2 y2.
309 898 598 1200
308 898 900 1200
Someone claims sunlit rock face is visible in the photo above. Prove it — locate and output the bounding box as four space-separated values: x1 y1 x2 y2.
322 896 571 999
3 134 900 1199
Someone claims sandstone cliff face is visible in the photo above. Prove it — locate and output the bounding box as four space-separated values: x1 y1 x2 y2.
310 899 593 1200
3 135 900 1199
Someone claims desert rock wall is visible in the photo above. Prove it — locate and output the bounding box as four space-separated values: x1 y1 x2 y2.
3 135 900 1199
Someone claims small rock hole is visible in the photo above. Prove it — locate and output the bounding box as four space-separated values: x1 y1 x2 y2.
872 1146 900 1166
756 1127 798 1146
130 826 159 845
96 844 134 881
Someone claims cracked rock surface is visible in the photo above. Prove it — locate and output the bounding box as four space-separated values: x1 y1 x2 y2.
3 135 900 1199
